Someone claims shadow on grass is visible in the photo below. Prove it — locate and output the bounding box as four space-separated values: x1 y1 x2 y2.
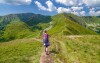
50 50 59 54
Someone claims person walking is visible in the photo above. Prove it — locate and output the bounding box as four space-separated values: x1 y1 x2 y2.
42 30 50 55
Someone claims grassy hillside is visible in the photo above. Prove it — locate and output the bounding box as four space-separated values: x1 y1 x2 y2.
50 35 100 63
1 21 34 41
0 38 42 63
83 16 100 23
0 13 51 41
0 35 100 63
62 13 100 33
0 13 100 63
48 14 97 35
63 13 86 26
82 16 100 33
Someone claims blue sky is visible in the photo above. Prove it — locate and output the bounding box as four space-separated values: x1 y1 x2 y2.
0 0 100 16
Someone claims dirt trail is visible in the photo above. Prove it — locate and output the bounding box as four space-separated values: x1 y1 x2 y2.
32 38 42 42
32 38 54 63
66 35 83 39
34 35 82 63
40 51 54 63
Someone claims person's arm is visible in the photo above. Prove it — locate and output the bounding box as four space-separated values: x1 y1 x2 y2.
42 34 44 42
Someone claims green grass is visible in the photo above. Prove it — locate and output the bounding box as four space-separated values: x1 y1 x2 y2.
2 21 34 41
0 13 100 63
0 38 42 63
50 35 100 63
48 14 97 35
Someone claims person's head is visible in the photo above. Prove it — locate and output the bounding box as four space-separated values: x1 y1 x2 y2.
43 30 47 33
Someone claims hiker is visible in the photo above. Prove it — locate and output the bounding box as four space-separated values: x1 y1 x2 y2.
42 30 50 55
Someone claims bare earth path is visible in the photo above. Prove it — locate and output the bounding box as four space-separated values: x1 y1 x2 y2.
34 35 82 63
40 51 54 63
32 38 54 63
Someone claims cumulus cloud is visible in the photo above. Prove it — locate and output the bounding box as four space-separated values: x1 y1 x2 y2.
55 0 100 7
89 10 100 16
46 0 57 12
35 1 56 12
35 1 47 11
90 8 95 11
80 11 85 16
55 0 78 6
34 0 100 16
83 0 100 7
71 11 80 16
71 7 83 11
57 7 71 13
0 0 32 5
57 7 86 16
96 7 100 10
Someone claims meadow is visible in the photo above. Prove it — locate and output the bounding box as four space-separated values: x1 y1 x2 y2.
0 38 42 63
50 35 100 63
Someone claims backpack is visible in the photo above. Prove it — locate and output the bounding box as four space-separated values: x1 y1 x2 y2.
43 34 49 43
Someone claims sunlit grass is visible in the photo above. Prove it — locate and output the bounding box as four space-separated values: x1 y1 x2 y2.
50 35 100 63
0 38 42 63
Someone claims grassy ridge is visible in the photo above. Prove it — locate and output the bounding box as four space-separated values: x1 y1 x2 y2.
48 14 97 35
0 38 42 63
50 35 100 63
63 13 100 33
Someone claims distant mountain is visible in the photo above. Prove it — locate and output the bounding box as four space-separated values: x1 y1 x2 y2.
0 13 51 32
0 13 51 27
0 13 99 42
0 13 51 41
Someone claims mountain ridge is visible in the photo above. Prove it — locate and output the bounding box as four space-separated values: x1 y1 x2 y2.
0 13 99 41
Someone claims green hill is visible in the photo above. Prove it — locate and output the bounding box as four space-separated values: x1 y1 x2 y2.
2 21 33 41
0 13 51 41
48 13 97 35
61 13 100 33
0 13 51 32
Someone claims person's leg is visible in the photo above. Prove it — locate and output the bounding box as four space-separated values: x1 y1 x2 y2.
46 47 48 52
46 46 50 55
44 46 46 52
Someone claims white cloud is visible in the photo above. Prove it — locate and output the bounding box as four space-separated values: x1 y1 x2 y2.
89 10 100 16
55 0 100 7
34 0 100 16
83 0 100 7
71 11 80 16
55 0 73 6
46 0 57 12
71 7 83 11
35 1 47 11
90 8 95 11
57 7 71 13
0 0 32 5
80 11 85 16
96 7 100 10
35 1 56 12
57 7 86 16
55 0 84 6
